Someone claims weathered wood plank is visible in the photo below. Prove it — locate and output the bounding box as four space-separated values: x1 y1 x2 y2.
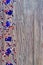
16 0 43 65
16 0 34 65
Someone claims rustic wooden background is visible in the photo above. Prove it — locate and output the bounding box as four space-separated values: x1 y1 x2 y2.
0 0 43 65
15 0 43 65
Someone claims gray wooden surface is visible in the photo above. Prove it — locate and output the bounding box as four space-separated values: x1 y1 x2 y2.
0 0 43 65
15 0 43 65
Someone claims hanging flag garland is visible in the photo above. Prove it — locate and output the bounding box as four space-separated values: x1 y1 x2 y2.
0 0 17 65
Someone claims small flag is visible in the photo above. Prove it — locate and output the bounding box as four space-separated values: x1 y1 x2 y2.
6 10 13 15
5 37 12 41
5 48 11 56
6 21 10 27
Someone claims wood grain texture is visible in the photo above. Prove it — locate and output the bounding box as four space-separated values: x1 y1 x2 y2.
16 0 43 65
16 0 34 65
0 0 43 65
